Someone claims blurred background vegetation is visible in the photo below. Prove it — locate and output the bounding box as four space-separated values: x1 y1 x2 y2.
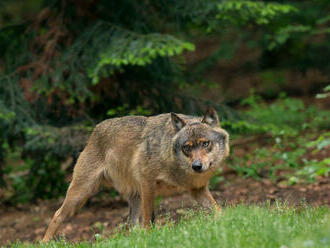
0 0 329 204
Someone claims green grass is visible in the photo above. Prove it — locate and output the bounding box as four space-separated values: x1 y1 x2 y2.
12 204 330 248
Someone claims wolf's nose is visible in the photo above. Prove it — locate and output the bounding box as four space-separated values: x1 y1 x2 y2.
192 161 203 172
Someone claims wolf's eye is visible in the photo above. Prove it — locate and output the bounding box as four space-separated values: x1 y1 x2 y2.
182 145 191 153
202 141 210 148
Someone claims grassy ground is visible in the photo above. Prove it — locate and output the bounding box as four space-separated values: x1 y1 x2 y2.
12 204 330 248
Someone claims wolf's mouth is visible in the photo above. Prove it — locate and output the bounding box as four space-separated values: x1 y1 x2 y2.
193 169 204 174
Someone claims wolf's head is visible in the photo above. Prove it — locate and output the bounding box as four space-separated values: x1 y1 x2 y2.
171 108 229 174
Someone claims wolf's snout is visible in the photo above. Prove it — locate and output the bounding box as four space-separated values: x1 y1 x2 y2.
192 161 203 172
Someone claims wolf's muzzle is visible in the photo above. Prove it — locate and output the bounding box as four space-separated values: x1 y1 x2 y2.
192 161 203 173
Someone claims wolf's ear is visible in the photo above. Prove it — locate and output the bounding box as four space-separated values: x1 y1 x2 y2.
201 107 220 127
171 113 186 131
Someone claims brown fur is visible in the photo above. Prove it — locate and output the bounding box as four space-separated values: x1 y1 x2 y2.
42 108 229 242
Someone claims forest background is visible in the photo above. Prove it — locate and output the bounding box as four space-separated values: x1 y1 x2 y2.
0 0 329 207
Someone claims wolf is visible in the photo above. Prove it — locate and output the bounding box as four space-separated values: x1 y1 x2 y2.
42 107 229 242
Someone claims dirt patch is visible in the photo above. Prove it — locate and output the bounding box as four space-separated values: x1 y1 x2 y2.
0 174 329 246
216 173 330 206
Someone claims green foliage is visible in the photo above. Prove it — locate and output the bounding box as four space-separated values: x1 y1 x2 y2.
262 1 330 71
217 1 296 26
88 22 194 85
230 137 308 180
295 132 330 182
267 24 312 50
241 92 329 136
307 132 330 151
296 158 330 183
12 204 330 248
7 155 67 203
107 104 152 117
0 98 18 187
223 95 311 137
227 93 330 183
2 125 91 202
316 85 330 99
266 5 330 51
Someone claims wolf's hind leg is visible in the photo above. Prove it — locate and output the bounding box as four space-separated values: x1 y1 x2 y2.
42 165 103 242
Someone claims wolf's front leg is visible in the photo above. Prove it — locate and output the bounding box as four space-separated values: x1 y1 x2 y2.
190 186 221 212
128 193 141 225
140 181 155 228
